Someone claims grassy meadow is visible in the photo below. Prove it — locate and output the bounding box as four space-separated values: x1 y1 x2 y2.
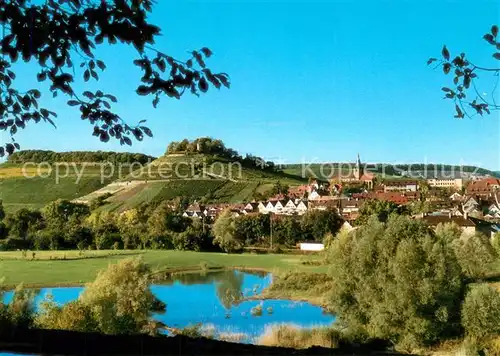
0 250 327 288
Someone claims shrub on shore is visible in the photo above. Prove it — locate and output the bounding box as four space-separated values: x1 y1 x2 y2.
0 281 36 332
36 257 165 335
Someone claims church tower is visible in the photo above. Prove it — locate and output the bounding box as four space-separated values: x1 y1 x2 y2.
354 153 362 180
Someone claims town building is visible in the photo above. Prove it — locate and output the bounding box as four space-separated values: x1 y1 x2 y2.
298 242 325 251
466 178 500 197
382 180 418 192
427 177 464 189
336 154 375 189
420 213 477 235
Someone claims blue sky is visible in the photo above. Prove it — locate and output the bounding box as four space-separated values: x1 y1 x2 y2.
6 0 500 169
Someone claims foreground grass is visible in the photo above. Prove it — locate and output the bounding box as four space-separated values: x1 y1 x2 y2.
0 250 326 288
257 324 341 349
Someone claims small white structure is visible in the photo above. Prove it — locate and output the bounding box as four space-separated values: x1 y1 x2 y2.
298 242 324 251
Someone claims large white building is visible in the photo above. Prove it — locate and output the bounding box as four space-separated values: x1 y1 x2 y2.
427 178 464 189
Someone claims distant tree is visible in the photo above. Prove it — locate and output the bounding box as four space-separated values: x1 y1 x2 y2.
42 200 91 248
409 200 431 215
429 25 499 119
213 209 242 253
300 209 343 242
356 200 406 226
0 0 229 156
172 218 211 252
42 200 90 229
85 211 120 250
271 181 289 197
116 209 146 249
271 216 303 246
5 208 44 244
234 213 270 246
7 150 155 164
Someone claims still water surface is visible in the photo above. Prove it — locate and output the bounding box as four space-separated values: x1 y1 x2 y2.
3 271 335 344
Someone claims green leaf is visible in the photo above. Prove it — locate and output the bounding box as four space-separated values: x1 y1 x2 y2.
484 34 495 45
442 45 450 61
492 25 498 38
31 89 41 99
198 77 208 93
67 100 80 106
493 53 500 60
37 72 47 81
427 58 437 65
141 127 153 137
83 91 95 99
201 47 213 58
136 86 150 96
96 60 106 71
104 94 117 102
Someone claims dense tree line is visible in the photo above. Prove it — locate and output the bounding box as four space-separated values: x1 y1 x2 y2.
166 138 277 172
7 150 156 165
213 208 344 252
0 199 343 253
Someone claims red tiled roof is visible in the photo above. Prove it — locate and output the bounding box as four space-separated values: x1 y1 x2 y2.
467 178 500 194
421 215 476 227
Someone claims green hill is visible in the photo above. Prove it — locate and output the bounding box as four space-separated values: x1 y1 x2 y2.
0 163 116 212
88 153 305 212
0 152 305 213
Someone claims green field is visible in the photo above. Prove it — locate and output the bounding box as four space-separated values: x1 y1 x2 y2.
0 154 305 213
0 176 113 212
0 250 326 287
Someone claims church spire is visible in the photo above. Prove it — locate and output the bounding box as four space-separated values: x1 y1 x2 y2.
356 153 362 180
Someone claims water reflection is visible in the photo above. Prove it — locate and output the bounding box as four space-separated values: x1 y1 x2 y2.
163 270 264 311
3 271 335 344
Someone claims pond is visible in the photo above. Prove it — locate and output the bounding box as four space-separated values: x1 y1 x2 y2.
2 271 335 344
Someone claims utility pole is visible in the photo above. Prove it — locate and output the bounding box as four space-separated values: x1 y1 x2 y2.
270 213 273 251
